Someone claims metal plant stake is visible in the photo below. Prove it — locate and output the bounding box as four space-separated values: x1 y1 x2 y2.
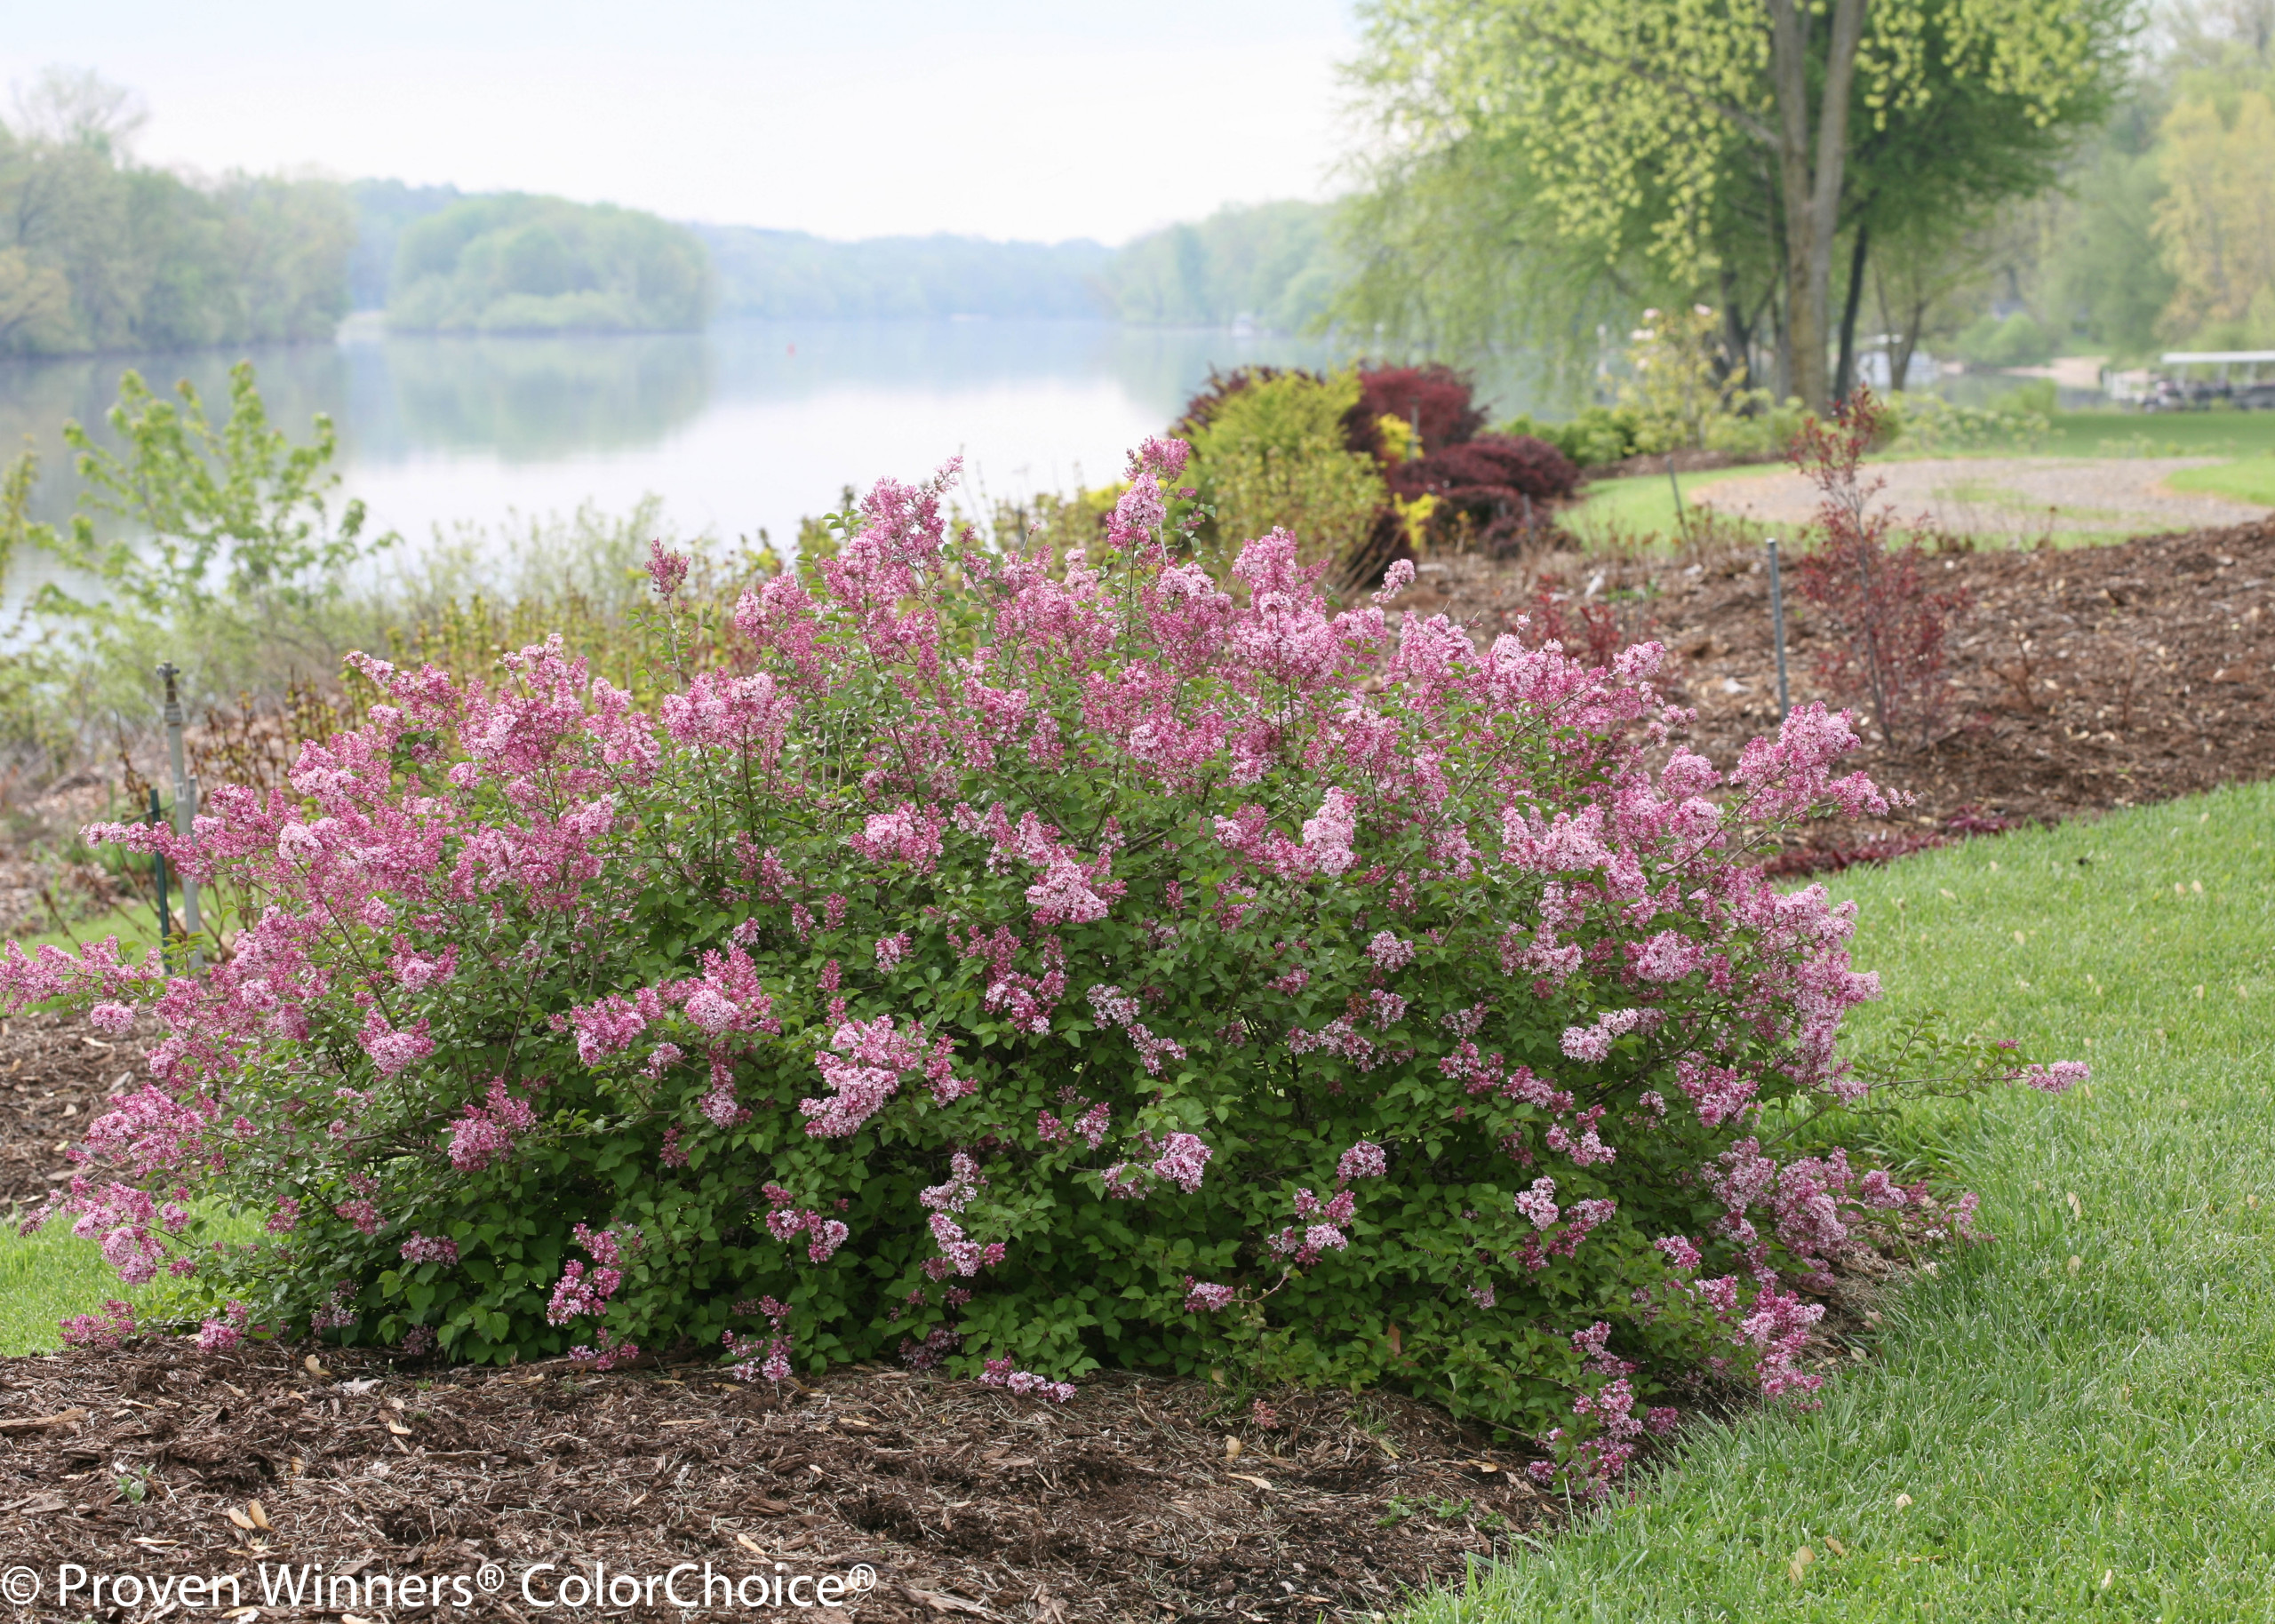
1767 539 1791 721
148 787 171 974
157 663 202 971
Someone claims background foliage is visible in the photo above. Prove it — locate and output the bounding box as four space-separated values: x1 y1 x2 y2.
387 194 714 336
0 68 349 356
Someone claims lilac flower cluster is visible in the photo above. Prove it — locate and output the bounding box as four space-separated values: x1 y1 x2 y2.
978 1357 1075 1403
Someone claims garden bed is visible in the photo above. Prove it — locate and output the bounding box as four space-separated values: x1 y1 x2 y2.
0 1010 140 1211
1401 514 2275 869
0 1336 1553 1622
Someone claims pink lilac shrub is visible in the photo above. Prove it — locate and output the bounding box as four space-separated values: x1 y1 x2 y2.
4 439 2078 1483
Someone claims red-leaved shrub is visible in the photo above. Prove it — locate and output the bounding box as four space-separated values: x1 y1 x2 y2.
1387 434 1581 555
1348 364 1489 458
1790 392 1968 750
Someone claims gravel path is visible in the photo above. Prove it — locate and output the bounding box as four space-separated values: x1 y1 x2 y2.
1692 456 2271 538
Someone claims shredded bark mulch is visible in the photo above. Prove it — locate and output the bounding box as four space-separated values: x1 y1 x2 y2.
0 1337 1557 1622
1402 515 2275 871
0 1010 140 1213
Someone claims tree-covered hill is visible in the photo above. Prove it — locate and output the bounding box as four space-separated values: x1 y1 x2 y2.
387 194 714 335
1097 201 1338 331
695 225 1112 320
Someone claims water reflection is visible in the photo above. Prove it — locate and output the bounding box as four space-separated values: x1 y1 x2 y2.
0 319 1393 550
354 330 709 463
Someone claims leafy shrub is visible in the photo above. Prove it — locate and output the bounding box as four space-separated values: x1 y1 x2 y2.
1791 392 1969 752
981 485 1124 561
1498 405 1648 471
0 363 403 767
1879 391 2050 455
1700 397 1810 459
1348 364 1489 458
12 440 2078 1477
1988 379 2059 418
1953 311 2055 369
1184 370 1388 576
1385 434 1579 554
1173 364 1318 441
1618 305 1772 454
1180 363 1564 580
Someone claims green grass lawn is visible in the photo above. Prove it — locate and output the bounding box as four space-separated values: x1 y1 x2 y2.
0 1206 259 1356
2035 406 2275 461
0 1222 144 1353
1416 777 2275 1622
1570 408 2275 555
10 896 168 958
2166 450 2275 508
1569 465 1770 547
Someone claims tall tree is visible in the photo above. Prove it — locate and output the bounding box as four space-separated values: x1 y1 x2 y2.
1345 0 2133 408
0 71 352 355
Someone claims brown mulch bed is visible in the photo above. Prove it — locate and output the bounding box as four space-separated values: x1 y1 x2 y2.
0 1009 140 1212
1403 515 2275 869
0 1339 1553 1622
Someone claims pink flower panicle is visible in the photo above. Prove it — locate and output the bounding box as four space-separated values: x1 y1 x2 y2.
568 1329 643 1371
1337 1141 1388 1183
1150 1132 1213 1193
1514 1177 1560 1230
400 1231 459 1266
1366 932 1417 972
60 1299 137 1349
978 1357 1076 1403
2020 1061 2089 1094
645 540 690 599
1086 983 1187 1075
1183 1278 1237 1312
448 1079 538 1172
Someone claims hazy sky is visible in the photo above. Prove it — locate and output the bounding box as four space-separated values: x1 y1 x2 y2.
0 1 1361 245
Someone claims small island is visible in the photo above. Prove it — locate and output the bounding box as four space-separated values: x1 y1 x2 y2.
384 193 714 336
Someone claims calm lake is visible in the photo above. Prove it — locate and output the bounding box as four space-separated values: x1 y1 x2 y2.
0 318 1377 571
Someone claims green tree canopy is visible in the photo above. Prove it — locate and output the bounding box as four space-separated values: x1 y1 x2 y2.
1098 202 1341 331
2152 61 2275 344
388 195 714 335
0 68 351 355
1342 0 2134 408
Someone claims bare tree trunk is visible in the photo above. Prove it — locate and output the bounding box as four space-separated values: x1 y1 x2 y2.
1767 0 1867 412
1719 265 1750 385
1833 223 1871 402
1891 299 1924 390
1872 260 1925 391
